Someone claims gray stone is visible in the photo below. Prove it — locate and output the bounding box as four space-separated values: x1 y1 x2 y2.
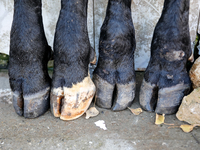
176 88 200 125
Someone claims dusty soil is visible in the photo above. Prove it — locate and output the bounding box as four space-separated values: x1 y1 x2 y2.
0 71 199 150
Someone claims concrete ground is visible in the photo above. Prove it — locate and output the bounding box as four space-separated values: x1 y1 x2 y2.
0 71 200 150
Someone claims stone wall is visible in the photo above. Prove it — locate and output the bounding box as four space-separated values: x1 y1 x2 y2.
0 0 199 70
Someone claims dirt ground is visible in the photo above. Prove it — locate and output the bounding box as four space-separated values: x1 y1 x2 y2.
0 71 200 150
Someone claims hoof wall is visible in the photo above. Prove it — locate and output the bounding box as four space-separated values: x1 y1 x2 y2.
93 74 135 111
139 79 190 115
12 87 50 118
51 76 96 121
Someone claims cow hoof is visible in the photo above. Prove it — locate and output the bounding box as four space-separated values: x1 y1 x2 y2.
50 76 96 120
9 0 51 118
139 0 192 115
139 79 190 115
93 74 135 111
12 87 50 118
50 0 96 120
92 0 136 111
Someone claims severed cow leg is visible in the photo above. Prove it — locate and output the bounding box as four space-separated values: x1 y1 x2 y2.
139 0 192 115
50 0 96 121
9 0 51 118
93 0 136 111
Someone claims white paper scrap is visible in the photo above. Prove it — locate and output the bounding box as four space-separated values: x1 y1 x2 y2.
94 120 107 130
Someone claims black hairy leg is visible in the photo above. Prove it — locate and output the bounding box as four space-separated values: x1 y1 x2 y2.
50 0 96 120
139 0 193 115
9 0 51 118
93 0 136 111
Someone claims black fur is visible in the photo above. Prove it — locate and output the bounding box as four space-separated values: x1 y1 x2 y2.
94 0 135 85
9 0 51 118
52 0 95 88
144 0 191 88
93 0 136 110
139 0 191 115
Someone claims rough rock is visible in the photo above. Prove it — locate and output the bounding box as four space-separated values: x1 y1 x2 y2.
0 89 12 104
176 88 200 125
189 56 200 89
